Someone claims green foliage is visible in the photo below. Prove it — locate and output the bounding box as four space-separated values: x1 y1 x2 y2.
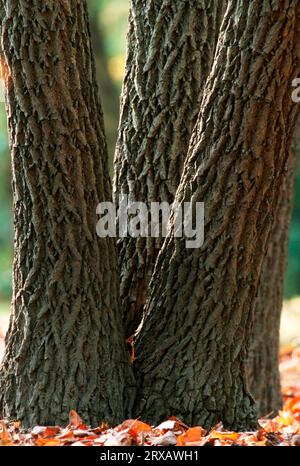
285 164 300 298
99 0 129 59
0 103 12 300
90 0 129 86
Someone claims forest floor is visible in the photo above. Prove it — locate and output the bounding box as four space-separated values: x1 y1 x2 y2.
0 300 300 446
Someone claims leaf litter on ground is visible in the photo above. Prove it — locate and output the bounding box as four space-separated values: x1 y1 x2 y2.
0 344 300 446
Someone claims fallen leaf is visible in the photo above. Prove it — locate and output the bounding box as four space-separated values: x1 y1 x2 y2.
291 434 300 446
156 420 176 432
104 431 133 446
32 426 60 438
0 421 12 446
35 438 61 446
150 431 177 446
177 426 204 446
210 430 239 441
69 410 84 428
119 419 152 438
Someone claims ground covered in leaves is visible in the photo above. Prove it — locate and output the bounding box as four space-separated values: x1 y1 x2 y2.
0 346 299 447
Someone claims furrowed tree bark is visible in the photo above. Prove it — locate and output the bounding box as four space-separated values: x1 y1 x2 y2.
0 0 134 427
114 0 225 337
133 0 300 430
248 149 297 417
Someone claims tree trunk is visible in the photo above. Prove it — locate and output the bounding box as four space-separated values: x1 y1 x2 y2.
114 0 225 337
133 0 300 430
0 0 134 427
248 148 297 417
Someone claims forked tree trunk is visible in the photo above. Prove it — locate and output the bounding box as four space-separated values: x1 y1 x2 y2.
0 0 134 427
114 0 225 337
133 0 300 430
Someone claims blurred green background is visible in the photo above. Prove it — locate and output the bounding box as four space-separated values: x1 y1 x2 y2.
0 0 299 339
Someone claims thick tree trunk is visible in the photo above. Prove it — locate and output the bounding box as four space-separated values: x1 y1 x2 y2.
133 0 300 430
249 149 297 417
0 0 134 427
114 0 225 337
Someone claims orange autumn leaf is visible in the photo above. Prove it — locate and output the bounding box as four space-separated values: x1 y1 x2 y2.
280 344 296 358
210 430 239 441
177 426 204 445
69 410 84 428
285 396 300 413
44 426 61 437
32 426 61 438
35 438 61 446
0 420 12 446
122 419 152 438
0 348 298 447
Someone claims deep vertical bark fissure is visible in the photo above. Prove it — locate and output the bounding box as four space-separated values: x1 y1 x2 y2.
0 0 299 431
114 0 225 337
0 0 134 427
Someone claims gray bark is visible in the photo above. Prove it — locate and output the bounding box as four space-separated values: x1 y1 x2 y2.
133 0 300 430
114 0 225 336
0 0 134 427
